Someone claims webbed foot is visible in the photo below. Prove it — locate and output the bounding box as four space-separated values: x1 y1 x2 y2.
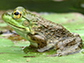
23 45 37 54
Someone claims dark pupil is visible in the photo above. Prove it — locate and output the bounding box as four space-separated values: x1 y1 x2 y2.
14 12 19 15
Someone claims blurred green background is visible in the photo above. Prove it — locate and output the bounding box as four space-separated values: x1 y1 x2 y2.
0 0 84 13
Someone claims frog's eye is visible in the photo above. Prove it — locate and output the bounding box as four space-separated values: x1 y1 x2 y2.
12 11 21 19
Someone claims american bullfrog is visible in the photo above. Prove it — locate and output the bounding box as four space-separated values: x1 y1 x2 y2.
2 6 83 56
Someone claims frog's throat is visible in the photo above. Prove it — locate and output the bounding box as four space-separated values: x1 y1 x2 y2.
9 21 25 30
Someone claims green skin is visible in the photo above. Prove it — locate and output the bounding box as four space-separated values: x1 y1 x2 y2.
2 7 83 56
2 7 37 47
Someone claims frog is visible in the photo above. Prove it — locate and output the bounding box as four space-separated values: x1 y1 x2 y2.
2 6 83 56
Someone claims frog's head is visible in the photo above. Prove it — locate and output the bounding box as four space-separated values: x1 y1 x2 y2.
2 6 32 35
2 6 30 27
2 6 33 40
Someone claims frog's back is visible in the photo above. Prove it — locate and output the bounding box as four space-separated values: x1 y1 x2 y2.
31 16 83 54
32 16 72 41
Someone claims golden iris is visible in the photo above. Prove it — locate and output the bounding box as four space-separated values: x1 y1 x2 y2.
12 10 21 19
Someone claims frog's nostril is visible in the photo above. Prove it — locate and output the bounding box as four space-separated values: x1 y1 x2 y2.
6 12 10 15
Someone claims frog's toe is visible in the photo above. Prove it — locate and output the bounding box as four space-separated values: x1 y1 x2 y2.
23 46 37 53
23 46 30 54
37 49 44 52
37 46 48 52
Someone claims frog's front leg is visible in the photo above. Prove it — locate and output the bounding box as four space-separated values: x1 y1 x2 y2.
54 34 83 56
23 33 47 53
27 33 48 48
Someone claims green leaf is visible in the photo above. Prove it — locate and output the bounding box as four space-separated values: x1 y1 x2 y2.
0 13 84 63
0 38 14 47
